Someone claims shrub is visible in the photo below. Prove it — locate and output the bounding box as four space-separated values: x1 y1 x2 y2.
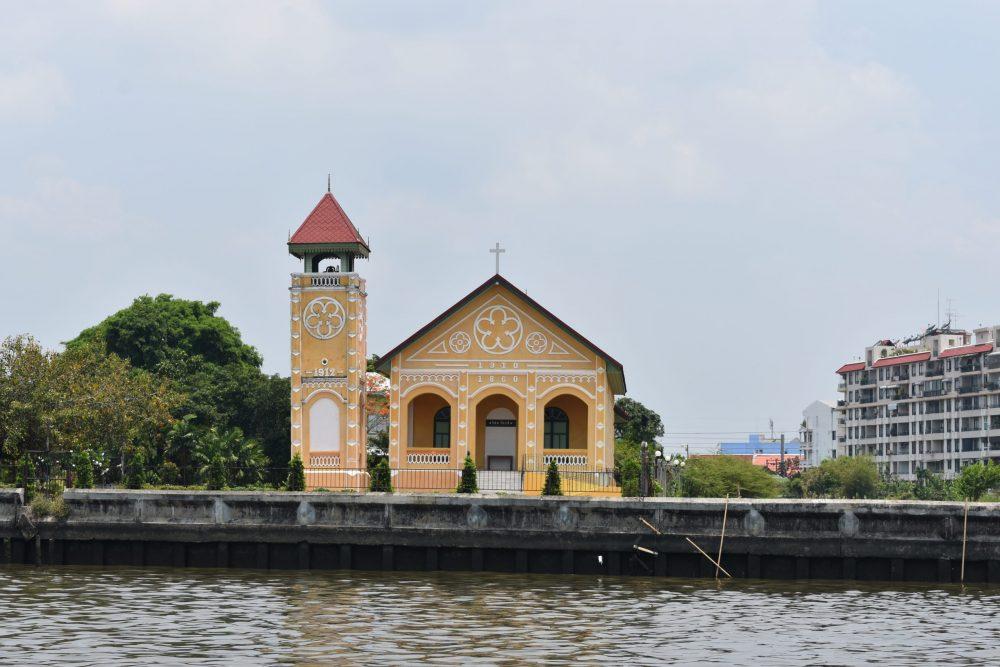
286 453 305 491
799 456 878 499
456 454 478 494
74 451 94 489
542 460 562 496
206 454 227 490
124 448 148 489
954 461 1000 501
369 458 393 492
681 456 781 498
158 460 181 486
913 468 955 501
29 494 68 520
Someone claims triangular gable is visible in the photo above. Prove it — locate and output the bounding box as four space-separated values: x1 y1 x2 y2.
377 274 626 394
405 291 590 364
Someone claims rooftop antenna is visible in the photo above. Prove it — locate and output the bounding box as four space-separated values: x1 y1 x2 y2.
327 173 331 193
945 298 958 329
769 418 774 440
937 288 940 328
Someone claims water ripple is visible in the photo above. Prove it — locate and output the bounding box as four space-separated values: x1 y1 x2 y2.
0 566 997 665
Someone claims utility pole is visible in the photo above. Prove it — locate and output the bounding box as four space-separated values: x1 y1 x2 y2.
779 433 786 478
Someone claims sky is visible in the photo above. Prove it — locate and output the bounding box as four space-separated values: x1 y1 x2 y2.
2 1 1000 454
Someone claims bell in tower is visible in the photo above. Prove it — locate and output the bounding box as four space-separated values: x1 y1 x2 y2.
287 185 370 482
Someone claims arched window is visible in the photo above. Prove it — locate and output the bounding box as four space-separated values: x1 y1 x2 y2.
433 407 451 448
544 407 569 449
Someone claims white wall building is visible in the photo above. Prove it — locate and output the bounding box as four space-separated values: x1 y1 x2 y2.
800 400 838 468
836 323 1000 480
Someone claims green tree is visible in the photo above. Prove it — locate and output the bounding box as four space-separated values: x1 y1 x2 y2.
613 397 665 445
15 454 37 501
74 450 94 489
369 458 393 492
542 460 563 496
954 461 1000 501
456 454 478 493
681 456 781 498
191 427 266 487
68 295 288 466
287 453 305 491
0 336 52 460
124 447 147 489
614 439 663 497
206 455 227 490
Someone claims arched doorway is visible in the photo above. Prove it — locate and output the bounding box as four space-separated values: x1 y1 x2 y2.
484 406 517 470
473 394 520 471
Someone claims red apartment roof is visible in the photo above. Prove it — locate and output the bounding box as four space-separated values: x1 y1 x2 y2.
289 192 369 249
939 343 994 359
836 362 866 374
872 351 931 368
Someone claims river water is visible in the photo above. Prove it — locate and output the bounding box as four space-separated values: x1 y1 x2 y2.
1 565 997 665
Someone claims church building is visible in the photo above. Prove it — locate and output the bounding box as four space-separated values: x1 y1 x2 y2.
288 187 626 493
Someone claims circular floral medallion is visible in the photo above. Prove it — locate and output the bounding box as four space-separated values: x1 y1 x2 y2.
525 331 548 355
449 331 472 353
474 305 523 354
302 297 346 340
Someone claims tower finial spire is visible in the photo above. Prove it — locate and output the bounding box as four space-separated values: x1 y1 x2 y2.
327 173 331 193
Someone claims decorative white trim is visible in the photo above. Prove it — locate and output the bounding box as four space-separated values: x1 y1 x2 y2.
400 381 459 399
303 387 349 404
536 382 597 400
468 382 527 399
302 297 346 340
474 305 523 354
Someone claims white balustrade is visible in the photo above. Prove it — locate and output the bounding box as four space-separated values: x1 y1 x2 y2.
310 455 341 468
543 454 588 466
407 453 450 465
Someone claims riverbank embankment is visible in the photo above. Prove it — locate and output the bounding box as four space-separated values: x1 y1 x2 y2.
1 489 998 583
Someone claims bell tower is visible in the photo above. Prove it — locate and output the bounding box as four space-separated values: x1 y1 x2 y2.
288 187 370 475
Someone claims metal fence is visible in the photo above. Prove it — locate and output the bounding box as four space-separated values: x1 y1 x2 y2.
302 467 620 495
1 454 622 496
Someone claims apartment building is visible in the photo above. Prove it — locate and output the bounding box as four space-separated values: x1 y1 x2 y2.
800 400 838 469
836 324 1000 480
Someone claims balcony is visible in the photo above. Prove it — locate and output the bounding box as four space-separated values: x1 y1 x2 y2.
958 384 982 395
986 355 1000 370
923 389 945 397
926 367 944 377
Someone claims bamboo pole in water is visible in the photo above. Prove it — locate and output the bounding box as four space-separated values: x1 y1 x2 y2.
960 501 969 583
715 495 729 580
686 537 732 578
640 517 661 535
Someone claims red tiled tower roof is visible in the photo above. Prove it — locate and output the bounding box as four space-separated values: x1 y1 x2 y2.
289 192 369 251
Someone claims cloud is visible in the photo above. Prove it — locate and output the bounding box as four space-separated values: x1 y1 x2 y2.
0 172 139 242
0 64 69 122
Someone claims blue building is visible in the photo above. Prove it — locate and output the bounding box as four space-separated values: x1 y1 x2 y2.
719 434 801 456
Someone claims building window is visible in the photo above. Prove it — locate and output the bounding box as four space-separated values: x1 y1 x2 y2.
433 407 450 448
544 407 569 449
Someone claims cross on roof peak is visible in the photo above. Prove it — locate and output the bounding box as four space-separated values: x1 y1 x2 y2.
490 241 505 274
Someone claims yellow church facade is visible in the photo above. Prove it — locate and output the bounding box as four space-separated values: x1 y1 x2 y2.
288 188 626 494
376 276 626 487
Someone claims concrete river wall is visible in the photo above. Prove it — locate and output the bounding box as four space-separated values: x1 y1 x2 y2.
1 489 998 584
